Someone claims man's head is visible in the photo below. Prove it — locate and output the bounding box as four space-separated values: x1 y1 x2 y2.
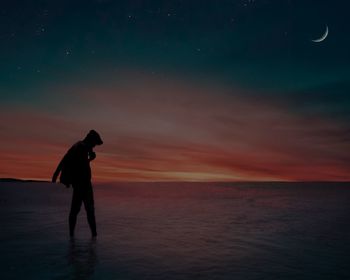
84 130 103 148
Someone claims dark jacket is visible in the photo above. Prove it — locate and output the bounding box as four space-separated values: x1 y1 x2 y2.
53 141 93 186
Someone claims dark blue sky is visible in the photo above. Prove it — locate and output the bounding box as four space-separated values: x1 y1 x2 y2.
1 0 349 93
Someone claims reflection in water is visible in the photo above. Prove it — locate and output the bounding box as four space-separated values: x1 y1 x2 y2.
67 238 98 280
1 183 350 280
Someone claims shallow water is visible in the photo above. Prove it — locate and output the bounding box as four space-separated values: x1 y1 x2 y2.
0 182 349 279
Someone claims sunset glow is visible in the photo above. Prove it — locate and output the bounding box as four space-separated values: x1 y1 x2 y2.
1 73 349 182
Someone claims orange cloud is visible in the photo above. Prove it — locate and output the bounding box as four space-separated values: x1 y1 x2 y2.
1 72 349 181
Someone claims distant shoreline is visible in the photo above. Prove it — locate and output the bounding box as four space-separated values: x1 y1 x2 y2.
0 178 50 183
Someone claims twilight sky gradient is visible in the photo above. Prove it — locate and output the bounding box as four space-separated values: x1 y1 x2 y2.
1 0 350 181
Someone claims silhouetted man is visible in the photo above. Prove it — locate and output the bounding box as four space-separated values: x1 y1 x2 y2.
52 130 103 238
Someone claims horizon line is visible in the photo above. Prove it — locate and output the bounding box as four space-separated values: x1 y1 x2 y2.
1 178 350 184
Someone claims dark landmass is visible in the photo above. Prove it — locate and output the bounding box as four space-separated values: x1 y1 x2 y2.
0 178 50 183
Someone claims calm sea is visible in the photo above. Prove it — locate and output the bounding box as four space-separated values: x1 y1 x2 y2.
0 182 349 280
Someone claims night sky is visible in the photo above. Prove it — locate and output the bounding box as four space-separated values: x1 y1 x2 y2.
1 0 350 181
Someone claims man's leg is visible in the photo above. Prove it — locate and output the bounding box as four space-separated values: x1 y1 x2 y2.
83 184 97 237
69 188 83 237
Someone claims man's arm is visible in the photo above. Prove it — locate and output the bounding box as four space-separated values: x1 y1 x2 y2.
52 155 66 183
88 150 96 161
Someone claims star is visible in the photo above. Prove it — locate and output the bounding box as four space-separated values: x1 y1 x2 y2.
35 26 46 35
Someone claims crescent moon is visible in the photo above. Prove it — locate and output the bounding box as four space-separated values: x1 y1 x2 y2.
311 25 329 43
